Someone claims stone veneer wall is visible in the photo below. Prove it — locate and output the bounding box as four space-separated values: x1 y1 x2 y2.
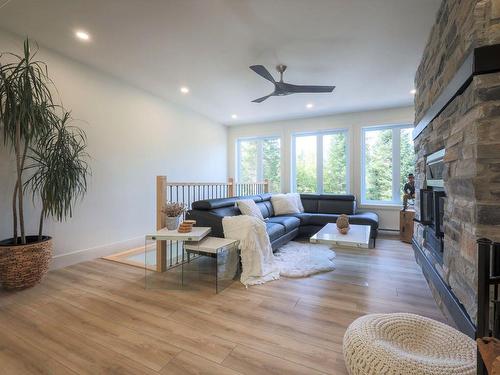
413 0 500 324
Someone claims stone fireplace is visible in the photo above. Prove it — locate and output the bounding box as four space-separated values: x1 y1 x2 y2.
412 0 500 337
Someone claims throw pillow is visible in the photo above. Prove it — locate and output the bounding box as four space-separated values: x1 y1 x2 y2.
237 199 264 221
289 193 304 213
271 194 301 215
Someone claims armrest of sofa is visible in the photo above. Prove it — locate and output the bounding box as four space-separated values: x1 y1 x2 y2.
185 210 225 238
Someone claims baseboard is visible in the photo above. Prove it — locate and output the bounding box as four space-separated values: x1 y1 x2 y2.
50 236 144 270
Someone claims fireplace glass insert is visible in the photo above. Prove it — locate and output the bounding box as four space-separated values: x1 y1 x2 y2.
420 187 445 262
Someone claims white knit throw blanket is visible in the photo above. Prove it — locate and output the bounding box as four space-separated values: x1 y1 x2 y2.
222 215 280 286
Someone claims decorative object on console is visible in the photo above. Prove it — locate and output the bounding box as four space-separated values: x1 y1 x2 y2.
177 220 196 233
236 199 264 221
0 39 90 290
162 202 186 230
336 214 350 234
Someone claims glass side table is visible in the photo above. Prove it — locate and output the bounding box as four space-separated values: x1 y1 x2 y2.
184 237 240 293
144 227 211 290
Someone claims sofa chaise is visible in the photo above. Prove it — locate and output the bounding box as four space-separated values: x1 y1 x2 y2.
186 194 379 249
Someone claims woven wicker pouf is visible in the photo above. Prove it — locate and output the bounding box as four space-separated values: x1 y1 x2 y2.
343 313 476 375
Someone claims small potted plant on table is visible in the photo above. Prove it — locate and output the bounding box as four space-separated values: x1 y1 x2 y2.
162 202 186 230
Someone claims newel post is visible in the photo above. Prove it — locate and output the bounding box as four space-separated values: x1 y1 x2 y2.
156 176 167 272
228 177 234 197
264 179 269 193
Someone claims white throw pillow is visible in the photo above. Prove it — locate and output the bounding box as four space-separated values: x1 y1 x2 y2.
271 194 301 215
237 199 264 221
289 193 304 213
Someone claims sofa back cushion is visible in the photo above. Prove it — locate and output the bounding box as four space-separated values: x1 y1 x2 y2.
191 194 273 219
300 194 356 215
300 194 319 213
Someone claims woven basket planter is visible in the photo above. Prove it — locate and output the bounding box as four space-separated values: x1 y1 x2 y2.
0 236 52 290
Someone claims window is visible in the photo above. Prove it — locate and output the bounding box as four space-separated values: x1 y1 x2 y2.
361 124 414 204
292 130 349 194
237 137 281 192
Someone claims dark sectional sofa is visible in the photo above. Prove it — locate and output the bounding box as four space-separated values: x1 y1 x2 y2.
186 194 379 249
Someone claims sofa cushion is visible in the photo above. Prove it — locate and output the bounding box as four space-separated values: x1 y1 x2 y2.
317 198 355 215
300 194 356 215
266 222 286 242
267 216 300 232
292 213 313 225
237 199 264 221
300 194 319 213
289 193 304 212
348 212 379 229
192 195 263 210
260 200 274 218
271 194 301 215
307 213 340 226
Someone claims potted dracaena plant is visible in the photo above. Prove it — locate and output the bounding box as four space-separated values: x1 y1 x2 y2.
0 38 90 290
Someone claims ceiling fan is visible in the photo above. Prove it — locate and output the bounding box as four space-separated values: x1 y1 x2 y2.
249 64 335 103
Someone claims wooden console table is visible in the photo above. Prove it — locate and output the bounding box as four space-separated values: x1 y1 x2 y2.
400 209 415 243
478 337 500 374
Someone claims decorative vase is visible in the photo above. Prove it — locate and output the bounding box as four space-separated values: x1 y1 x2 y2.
166 215 181 230
0 236 53 290
336 214 350 235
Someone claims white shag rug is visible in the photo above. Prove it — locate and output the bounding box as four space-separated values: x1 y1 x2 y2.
274 241 336 278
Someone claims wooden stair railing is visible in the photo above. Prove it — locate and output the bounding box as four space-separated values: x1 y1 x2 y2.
154 176 269 272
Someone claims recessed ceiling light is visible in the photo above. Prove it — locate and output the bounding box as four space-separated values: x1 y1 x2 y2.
410 89 417 95
231 114 238 119
180 86 190 94
75 30 90 41
306 103 314 109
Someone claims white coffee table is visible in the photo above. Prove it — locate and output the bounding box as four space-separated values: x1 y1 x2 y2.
310 223 371 248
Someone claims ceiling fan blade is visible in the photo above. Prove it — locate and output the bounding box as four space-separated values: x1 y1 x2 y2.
249 65 276 83
284 84 335 93
252 94 273 103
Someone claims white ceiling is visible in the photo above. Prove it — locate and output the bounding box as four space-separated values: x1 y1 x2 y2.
0 0 440 125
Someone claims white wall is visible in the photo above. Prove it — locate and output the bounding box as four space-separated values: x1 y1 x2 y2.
227 106 414 230
0 31 227 268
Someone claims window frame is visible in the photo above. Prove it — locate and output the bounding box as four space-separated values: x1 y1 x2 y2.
360 123 413 205
291 129 350 194
236 136 282 188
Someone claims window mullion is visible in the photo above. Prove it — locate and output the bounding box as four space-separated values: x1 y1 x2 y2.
236 140 241 181
317 135 323 194
392 128 401 203
361 129 366 202
257 140 264 182
345 130 350 194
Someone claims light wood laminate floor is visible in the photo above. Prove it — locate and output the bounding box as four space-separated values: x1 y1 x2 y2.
0 236 445 374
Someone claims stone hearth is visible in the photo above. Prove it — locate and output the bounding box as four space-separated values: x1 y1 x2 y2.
413 0 500 332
